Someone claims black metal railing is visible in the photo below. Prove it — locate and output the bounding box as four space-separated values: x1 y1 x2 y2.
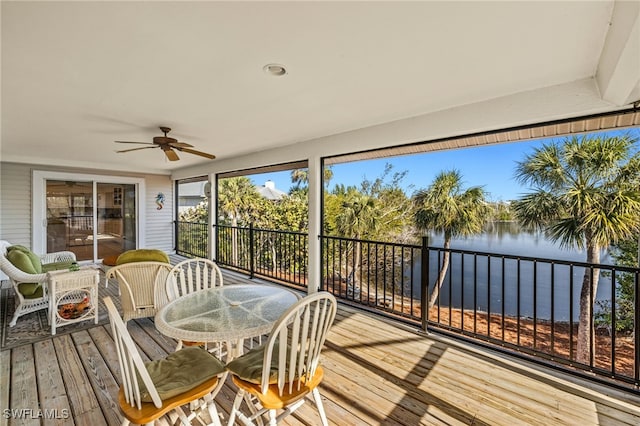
215 224 308 288
321 234 640 391
321 235 422 323
182 222 640 391
175 221 208 258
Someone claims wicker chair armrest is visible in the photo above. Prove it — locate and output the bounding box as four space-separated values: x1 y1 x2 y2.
0 255 48 284
40 251 77 264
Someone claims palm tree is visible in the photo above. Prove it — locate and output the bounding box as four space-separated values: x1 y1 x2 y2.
218 177 261 265
290 169 308 189
290 167 334 190
335 191 378 292
413 170 489 309
512 134 640 364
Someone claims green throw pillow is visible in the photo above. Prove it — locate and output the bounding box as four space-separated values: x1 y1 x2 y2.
139 347 225 402
116 249 169 265
226 342 289 384
6 245 42 274
6 246 44 298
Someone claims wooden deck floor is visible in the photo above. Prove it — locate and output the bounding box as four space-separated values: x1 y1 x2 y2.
2 270 640 425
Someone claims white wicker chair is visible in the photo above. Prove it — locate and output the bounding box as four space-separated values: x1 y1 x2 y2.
0 240 77 327
226 292 338 426
104 296 224 426
162 258 225 353
106 261 172 323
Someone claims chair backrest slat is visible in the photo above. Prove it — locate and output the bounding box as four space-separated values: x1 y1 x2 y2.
261 292 337 396
164 258 223 303
104 296 163 408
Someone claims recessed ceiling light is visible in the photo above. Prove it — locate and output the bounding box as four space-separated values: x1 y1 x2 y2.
263 63 287 77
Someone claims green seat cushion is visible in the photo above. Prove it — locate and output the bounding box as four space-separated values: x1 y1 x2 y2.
6 245 42 274
42 261 75 272
139 347 225 402
17 283 44 299
226 342 289 384
116 249 169 265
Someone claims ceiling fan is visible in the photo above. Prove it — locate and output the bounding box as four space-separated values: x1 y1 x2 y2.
115 126 216 161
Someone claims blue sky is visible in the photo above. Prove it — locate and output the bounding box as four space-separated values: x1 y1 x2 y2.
250 128 640 202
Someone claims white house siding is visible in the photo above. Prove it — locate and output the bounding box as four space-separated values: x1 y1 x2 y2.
0 162 173 253
143 174 174 252
0 163 32 247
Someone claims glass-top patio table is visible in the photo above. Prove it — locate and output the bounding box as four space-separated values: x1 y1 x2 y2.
155 283 300 359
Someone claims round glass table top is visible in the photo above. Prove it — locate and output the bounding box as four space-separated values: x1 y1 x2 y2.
155 284 300 343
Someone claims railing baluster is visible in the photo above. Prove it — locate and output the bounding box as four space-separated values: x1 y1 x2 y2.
533 260 538 349
611 269 617 377
569 263 574 360
501 256 505 342
551 262 555 356
487 255 491 338
517 258 521 346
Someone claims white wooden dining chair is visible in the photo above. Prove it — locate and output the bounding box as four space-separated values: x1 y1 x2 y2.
163 258 225 353
226 292 338 426
104 296 225 426
165 258 223 301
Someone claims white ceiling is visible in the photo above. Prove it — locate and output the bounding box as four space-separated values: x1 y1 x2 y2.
2 1 639 175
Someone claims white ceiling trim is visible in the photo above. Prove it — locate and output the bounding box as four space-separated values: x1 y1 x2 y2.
324 110 640 166
596 0 640 105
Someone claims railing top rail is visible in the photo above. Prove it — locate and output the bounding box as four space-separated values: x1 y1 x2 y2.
207 222 640 272
425 244 639 272
213 223 308 237
252 227 308 237
321 234 421 250
321 233 639 273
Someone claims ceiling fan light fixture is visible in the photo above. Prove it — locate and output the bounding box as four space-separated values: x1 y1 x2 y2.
263 63 287 77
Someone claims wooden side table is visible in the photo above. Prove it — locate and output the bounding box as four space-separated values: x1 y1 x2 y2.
48 267 100 335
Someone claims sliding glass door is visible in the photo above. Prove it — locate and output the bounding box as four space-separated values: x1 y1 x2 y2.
46 180 94 259
34 171 145 263
96 183 137 260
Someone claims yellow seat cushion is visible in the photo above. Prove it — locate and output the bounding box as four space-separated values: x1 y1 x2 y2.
116 249 169 265
231 367 324 410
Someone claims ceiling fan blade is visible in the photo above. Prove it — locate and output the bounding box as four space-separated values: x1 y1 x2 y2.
176 147 216 159
115 141 155 145
163 148 180 161
168 141 193 148
116 146 158 153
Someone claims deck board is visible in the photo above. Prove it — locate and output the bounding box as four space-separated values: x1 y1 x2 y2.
9 345 39 426
0 350 10 423
52 334 107 426
2 268 640 425
33 339 73 426
71 330 122 426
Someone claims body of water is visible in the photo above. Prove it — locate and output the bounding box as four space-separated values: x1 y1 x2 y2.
411 223 618 322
